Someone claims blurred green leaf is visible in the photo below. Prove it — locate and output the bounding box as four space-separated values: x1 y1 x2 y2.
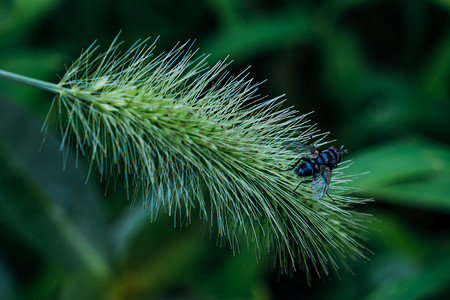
348 140 450 211
195 246 266 299
110 208 265 298
369 213 425 259
0 0 61 47
314 209 450 300
319 0 383 24
0 97 110 256
364 247 450 300
428 0 450 12
204 0 244 28
0 98 110 280
110 221 207 297
0 142 110 279
110 207 149 262
362 212 450 300
417 25 450 102
320 29 373 106
202 11 312 62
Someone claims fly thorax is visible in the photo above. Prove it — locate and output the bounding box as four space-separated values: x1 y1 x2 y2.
296 160 314 176
317 155 326 165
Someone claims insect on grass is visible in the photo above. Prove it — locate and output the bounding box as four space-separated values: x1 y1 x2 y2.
0 35 371 280
283 140 348 201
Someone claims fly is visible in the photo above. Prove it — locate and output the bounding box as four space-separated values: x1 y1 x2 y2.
283 140 348 201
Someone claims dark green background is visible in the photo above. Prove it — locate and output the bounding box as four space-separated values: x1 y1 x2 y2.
1 0 450 299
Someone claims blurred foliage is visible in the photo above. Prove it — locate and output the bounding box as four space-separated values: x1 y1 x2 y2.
0 0 450 299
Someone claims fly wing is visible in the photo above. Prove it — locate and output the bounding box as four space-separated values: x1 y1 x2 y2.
282 141 317 157
312 166 332 200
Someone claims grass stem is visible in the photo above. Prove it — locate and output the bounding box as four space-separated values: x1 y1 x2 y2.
0 69 67 94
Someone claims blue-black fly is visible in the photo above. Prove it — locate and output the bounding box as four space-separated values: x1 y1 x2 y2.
283 140 348 201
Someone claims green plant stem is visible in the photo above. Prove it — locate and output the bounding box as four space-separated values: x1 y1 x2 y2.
0 69 65 94
0 145 111 282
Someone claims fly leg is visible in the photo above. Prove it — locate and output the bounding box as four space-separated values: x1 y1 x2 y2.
293 179 312 193
325 192 335 202
292 179 314 204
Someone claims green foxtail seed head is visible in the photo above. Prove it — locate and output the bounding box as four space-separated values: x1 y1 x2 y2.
1 35 371 280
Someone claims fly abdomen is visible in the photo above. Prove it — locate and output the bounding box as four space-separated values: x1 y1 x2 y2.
318 147 341 166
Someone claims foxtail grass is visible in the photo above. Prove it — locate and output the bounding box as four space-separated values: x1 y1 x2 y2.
0 35 371 280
